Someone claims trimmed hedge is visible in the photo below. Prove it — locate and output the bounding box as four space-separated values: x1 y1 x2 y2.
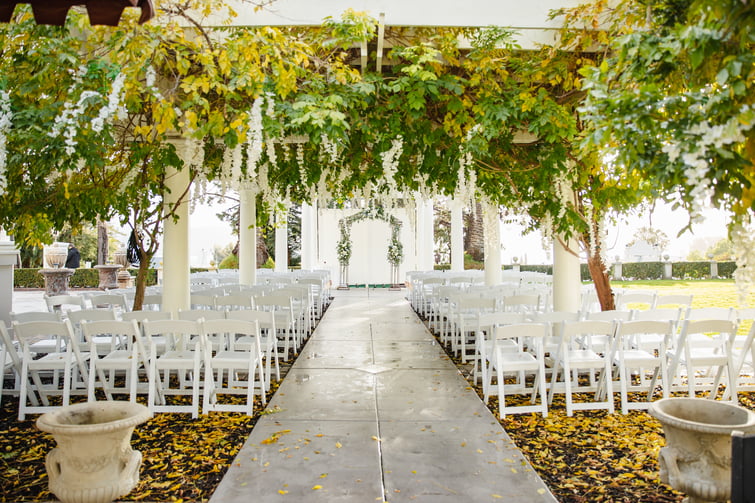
14 268 158 288
428 261 737 281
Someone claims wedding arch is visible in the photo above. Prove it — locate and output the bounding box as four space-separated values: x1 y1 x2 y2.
336 205 403 288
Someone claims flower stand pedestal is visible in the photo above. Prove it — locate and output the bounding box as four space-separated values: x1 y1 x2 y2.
649 397 755 503
94 264 121 290
38 268 75 296
36 401 152 503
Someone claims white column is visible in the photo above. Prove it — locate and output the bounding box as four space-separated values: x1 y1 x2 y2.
161 165 191 315
0 229 20 327
274 205 289 272
451 199 464 272
482 201 501 286
238 187 257 286
422 198 434 270
553 236 581 312
301 200 317 271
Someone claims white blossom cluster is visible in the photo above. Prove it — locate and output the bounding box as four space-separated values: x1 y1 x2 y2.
320 134 340 165
381 135 404 188
455 148 477 210
0 90 11 196
266 136 277 169
90 73 126 133
145 66 164 101
246 97 264 171
296 143 307 185
661 112 750 222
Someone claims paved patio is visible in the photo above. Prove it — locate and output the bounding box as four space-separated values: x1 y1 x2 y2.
210 288 556 502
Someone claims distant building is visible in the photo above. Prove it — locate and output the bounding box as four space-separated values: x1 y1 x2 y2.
624 240 662 262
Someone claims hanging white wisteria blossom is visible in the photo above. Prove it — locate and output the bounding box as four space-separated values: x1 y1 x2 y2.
90 73 127 133
0 90 11 196
246 97 264 171
320 133 340 165
661 112 751 222
145 66 164 102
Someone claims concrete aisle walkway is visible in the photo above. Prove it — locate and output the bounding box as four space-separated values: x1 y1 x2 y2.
211 288 556 503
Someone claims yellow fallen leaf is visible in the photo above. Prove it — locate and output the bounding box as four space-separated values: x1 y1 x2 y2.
511 468 518 473
492 495 502 499
335 442 342 448
537 488 546 495
312 485 322 490
278 490 288 495
320 473 327 478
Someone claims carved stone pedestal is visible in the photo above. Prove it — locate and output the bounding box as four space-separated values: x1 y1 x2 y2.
37 401 152 503
649 397 755 503
38 268 75 296
94 265 121 290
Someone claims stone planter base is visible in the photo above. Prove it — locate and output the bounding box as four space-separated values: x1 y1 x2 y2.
37 402 152 503
649 397 755 503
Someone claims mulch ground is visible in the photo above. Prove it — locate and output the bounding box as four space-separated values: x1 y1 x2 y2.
3 315 752 502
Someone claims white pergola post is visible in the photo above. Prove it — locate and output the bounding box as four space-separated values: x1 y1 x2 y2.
416 197 434 271
553 236 581 312
274 204 289 272
422 198 434 270
450 199 464 272
0 229 20 327
161 164 191 315
482 201 501 286
301 200 317 271
238 186 257 286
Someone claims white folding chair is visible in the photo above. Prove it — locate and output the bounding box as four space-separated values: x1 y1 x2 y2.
81 319 150 403
615 291 656 311
487 323 549 418
44 294 88 313
226 309 281 385
548 320 615 416
201 318 264 415
121 310 173 323
12 320 91 420
253 294 297 360
608 320 672 414
142 319 203 418
666 318 739 401
1 324 32 406
213 293 254 311
10 311 62 355
140 294 163 311
189 293 217 310
501 294 541 314
67 308 119 355
452 294 497 362
88 293 130 313
474 311 526 391
654 294 693 310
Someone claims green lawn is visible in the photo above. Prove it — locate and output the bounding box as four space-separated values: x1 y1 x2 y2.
610 279 755 309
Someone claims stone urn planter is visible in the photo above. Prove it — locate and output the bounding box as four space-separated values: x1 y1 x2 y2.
649 397 755 503
36 401 152 503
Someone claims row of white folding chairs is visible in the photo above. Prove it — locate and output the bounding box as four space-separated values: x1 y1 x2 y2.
2 314 278 420
43 292 131 313
580 289 694 313
478 314 754 418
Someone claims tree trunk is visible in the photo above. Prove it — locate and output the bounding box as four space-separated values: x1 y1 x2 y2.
97 220 108 265
256 227 269 266
131 249 152 311
464 202 484 261
587 251 615 311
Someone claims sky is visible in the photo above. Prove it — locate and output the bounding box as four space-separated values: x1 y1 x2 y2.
177 198 731 268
